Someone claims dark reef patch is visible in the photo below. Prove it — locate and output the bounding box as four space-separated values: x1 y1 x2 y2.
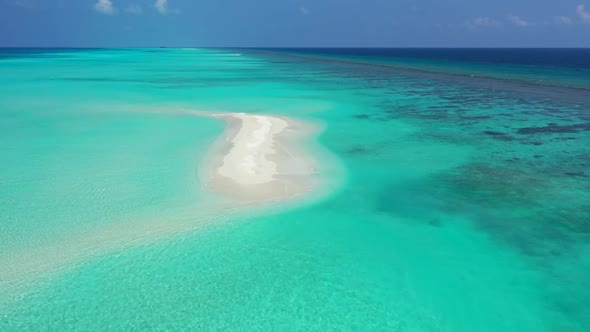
353 114 370 119
346 145 375 155
565 172 588 178
428 218 442 227
431 162 590 259
517 122 590 134
553 137 577 141
459 115 493 121
482 131 515 141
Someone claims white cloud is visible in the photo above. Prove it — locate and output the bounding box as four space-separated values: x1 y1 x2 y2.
125 4 143 15
466 17 502 29
554 16 573 25
577 4 590 23
155 0 177 14
94 0 116 15
155 0 167 14
506 15 532 27
300 7 309 15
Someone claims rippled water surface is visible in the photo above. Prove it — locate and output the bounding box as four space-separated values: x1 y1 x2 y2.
0 48 589 331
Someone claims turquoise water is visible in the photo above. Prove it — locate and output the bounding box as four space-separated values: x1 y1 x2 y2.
1 48 589 331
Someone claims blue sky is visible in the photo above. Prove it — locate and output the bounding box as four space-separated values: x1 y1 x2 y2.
1 0 589 47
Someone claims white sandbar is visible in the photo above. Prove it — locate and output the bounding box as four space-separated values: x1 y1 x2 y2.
218 113 288 185
203 112 318 203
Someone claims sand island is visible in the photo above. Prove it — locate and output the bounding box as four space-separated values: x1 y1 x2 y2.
201 112 319 203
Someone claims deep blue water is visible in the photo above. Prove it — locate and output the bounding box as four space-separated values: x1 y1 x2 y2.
249 48 590 89
255 48 590 69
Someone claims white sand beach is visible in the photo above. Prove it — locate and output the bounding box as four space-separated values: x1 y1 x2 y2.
218 114 288 185
202 112 319 203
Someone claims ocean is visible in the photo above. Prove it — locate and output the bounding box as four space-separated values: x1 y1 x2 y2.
0 48 589 331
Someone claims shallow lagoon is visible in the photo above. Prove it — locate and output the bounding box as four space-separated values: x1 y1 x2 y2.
0 48 589 331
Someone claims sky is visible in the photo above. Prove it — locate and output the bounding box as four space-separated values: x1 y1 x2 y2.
0 0 589 47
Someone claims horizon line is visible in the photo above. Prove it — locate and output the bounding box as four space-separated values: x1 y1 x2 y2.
2 46 590 49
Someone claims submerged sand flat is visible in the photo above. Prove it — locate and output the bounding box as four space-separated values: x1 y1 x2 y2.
0 110 332 301
202 112 319 203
